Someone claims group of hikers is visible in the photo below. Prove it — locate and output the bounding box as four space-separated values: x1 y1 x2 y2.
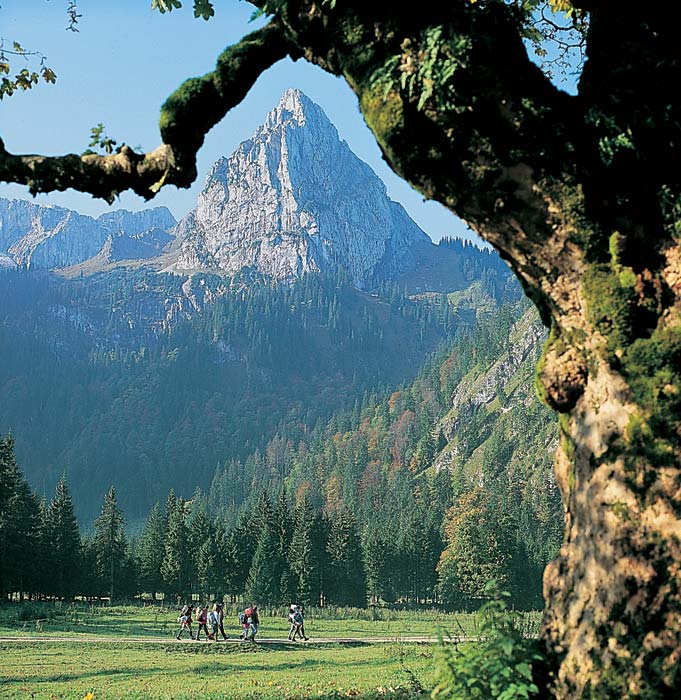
175 602 308 642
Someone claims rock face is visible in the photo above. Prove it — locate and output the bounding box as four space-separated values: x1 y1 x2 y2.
96 208 176 238
433 308 553 473
174 88 431 288
0 252 17 269
0 198 175 269
88 229 174 267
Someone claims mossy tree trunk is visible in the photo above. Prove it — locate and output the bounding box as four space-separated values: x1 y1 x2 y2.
267 5 679 696
1 2 680 696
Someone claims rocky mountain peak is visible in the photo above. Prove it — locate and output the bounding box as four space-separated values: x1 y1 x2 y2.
173 89 431 288
262 87 314 130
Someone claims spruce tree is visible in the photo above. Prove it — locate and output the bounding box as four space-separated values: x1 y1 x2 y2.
34 498 50 598
93 485 126 602
244 493 281 603
195 537 215 599
362 523 393 604
245 523 279 604
0 436 41 599
326 508 366 607
161 499 190 600
164 489 178 529
0 434 14 521
79 535 99 600
223 517 250 599
213 522 237 600
46 476 82 599
5 477 41 599
289 496 317 607
137 502 164 600
274 488 294 599
188 505 212 580
0 434 17 598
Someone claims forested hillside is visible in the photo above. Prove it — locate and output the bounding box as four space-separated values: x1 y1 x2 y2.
206 298 560 607
0 298 559 609
0 242 513 519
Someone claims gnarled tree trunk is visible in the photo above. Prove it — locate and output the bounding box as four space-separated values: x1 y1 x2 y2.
273 6 680 697
1 2 680 697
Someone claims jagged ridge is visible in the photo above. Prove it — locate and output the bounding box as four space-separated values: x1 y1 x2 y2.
0 198 176 270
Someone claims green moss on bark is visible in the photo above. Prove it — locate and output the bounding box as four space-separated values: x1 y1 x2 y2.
583 266 636 355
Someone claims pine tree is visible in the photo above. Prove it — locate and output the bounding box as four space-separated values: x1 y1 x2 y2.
289 496 317 607
46 476 82 599
93 485 126 601
137 502 164 600
326 508 366 607
0 436 41 599
161 499 190 600
245 522 279 604
243 493 282 603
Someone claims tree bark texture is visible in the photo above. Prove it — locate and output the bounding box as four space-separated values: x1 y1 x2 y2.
2 3 681 697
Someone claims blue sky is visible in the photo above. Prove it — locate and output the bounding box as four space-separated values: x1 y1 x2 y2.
0 0 477 242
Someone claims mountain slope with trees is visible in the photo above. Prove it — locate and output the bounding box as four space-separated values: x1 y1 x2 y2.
0 297 558 610
0 242 514 519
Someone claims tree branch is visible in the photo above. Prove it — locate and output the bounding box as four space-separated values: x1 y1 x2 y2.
0 20 298 203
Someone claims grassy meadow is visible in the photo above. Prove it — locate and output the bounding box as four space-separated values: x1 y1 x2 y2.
0 639 433 700
0 602 543 640
0 603 542 700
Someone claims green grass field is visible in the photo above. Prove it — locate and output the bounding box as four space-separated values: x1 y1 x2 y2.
0 640 433 700
0 604 542 700
0 603 541 640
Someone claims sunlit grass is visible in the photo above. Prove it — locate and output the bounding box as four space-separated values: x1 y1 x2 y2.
0 640 435 699
0 602 541 642
0 603 542 699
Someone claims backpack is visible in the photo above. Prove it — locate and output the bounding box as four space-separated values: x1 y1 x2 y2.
293 611 303 624
238 611 246 625
208 611 218 626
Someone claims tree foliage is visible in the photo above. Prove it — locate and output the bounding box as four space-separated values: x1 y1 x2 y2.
93 486 126 600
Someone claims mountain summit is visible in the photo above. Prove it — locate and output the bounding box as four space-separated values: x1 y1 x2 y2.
173 88 430 288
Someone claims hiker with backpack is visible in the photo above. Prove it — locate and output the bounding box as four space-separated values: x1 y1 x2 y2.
216 602 228 640
288 604 308 641
195 604 209 641
239 605 259 641
249 605 260 642
297 605 309 641
176 604 194 640
207 604 220 641
239 607 252 640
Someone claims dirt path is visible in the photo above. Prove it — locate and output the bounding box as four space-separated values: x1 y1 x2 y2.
0 634 466 645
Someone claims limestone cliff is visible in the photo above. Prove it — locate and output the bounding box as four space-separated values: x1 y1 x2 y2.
173 89 431 288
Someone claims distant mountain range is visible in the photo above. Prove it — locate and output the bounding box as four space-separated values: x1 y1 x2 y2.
0 89 486 296
0 199 176 270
